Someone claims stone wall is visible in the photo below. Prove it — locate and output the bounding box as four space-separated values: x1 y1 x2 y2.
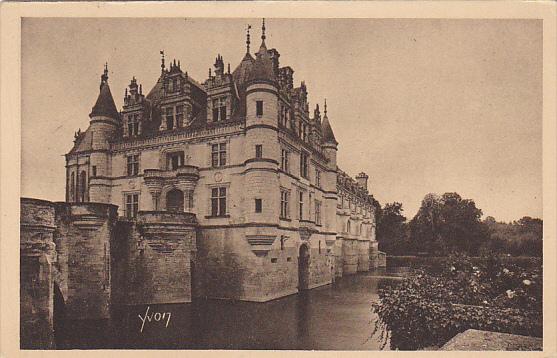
195 227 332 302
54 203 118 319
20 198 57 349
111 211 197 305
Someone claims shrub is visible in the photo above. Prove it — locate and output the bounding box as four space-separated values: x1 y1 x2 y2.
371 254 542 350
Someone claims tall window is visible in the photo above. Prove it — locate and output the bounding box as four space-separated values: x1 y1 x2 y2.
347 220 351 234
255 198 262 213
256 100 263 117
280 149 289 172
280 189 290 219
315 169 321 188
298 190 304 220
300 152 309 179
92 166 97 177
125 193 139 219
128 114 140 136
70 172 75 201
211 143 227 167
185 190 194 211
127 154 139 176
255 145 263 158
79 170 87 202
165 107 174 130
211 187 227 217
212 97 227 122
167 151 185 170
315 200 322 225
175 105 184 127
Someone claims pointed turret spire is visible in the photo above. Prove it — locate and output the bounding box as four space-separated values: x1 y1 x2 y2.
258 18 267 54
321 99 337 145
100 62 109 89
90 65 119 120
246 24 252 54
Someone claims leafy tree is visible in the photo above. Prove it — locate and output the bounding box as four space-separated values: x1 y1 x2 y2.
409 193 489 255
482 216 542 257
376 202 409 255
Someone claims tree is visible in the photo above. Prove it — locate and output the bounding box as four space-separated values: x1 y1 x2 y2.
376 202 408 255
409 192 489 255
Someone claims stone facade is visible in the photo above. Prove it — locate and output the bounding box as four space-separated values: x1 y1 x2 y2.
20 20 384 348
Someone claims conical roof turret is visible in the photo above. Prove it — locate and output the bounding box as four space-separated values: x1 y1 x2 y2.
321 99 337 145
89 63 120 120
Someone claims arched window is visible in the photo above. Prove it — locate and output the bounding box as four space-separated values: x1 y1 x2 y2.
346 220 351 234
70 172 75 202
359 223 363 236
79 170 87 202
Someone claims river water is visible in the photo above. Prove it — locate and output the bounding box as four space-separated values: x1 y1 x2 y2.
55 270 404 350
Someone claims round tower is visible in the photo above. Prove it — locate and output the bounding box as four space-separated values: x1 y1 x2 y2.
320 99 339 235
242 23 281 225
87 64 120 203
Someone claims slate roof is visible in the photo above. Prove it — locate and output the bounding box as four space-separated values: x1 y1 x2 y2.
90 82 120 120
321 114 337 145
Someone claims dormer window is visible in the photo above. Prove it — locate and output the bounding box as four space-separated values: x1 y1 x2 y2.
165 107 174 130
175 105 184 127
212 97 227 122
127 113 140 136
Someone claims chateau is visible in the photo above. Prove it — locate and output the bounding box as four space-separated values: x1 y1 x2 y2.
20 21 385 348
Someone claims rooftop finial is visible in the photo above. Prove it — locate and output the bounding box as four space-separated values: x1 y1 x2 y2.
160 50 165 73
324 98 328 117
100 62 109 88
261 18 266 42
227 63 231 74
246 24 252 53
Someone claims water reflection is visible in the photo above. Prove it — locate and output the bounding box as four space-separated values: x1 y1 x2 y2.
55 270 404 350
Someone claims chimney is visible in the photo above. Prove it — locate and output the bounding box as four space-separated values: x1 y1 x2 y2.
355 172 369 191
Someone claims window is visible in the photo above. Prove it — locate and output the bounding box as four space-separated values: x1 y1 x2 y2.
211 143 227 167
300 152 309 179
92 166 97 177
175 105 184 127
212 97 227 122
256 100 263 117
79 170 87 202
127 154 139 176
70 172 75 201
315 169 321 188
167 151 185 170
280 189 290 219
185 190 194 211
165 107 174 130
128 114 140 136
125 193 139 219
255 198 262 213
347 220 351 234
315 200 322 225
210 187 227 217
298 190 304 220
255 145 263 158
280 149 289 172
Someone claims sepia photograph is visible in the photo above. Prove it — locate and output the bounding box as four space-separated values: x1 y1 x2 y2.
1 3 555 354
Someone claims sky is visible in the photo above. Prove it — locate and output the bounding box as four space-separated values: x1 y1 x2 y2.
21 18 543 223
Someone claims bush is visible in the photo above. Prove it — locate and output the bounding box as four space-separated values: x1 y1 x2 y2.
371 254 542 350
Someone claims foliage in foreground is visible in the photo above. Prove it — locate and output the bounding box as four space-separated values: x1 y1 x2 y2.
371 254 542 350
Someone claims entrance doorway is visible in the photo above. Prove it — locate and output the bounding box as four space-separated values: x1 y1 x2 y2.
166 189 184 212
298 244 310 291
